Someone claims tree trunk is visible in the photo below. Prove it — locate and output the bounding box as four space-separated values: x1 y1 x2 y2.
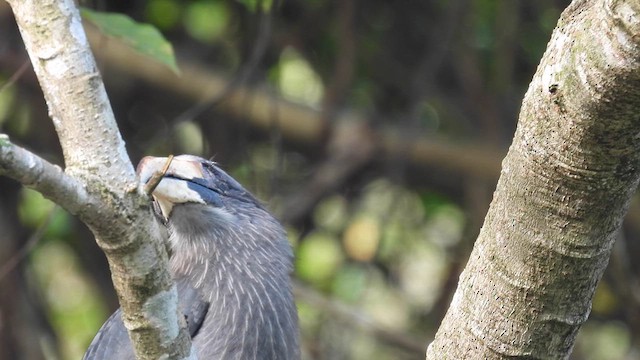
2 0 193 358
428 0 640 358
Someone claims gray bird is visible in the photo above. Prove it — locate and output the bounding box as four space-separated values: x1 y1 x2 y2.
84 155 300 360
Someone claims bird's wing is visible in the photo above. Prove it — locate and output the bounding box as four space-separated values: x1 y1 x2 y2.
178 279 210 336
83 280 209 360
82 307 134 360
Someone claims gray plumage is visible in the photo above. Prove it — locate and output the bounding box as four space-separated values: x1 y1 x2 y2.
84 155 300 360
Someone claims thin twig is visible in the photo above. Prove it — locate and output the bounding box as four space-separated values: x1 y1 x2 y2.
0 136 93 216
0 60 30 94
0 205 58 282
292 280 427 355
173 0 275 124
144 155 174 196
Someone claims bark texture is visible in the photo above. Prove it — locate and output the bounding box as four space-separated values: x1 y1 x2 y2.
428 0 640 358
3 1 193 359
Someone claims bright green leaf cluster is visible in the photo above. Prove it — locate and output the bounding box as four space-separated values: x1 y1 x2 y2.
81 8 180 75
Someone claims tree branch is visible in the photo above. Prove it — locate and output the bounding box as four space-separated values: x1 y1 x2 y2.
83 24 505 181
8 0 131 182
81 7 640 261
2 1 193 359
428 0 640 358
293 280 426 355
0 135 92 214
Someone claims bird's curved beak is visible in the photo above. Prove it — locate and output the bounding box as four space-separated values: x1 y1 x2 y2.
137 156 209 220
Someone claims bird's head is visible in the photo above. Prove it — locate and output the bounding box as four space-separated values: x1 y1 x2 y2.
136 155 299 358
137 155 263 221
136 155 290 274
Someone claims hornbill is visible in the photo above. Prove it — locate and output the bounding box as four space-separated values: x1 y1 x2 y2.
84 155 300 359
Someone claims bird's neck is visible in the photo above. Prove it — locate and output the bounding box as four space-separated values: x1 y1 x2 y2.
168 229 300 359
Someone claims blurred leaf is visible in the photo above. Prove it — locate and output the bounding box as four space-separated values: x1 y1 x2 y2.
471 0 498 49
418 101 441 130
5 102 31 136
296 232 343 287
274 48 324 106
592 281 618 315
313 195 349 233
286 226 300 249
520 25 552 64
184 1 229 43
576 322 630 360
377 220 405 262
236 0 274 13
343 216 380 262
0 81 15 127
332 265 367 303
420 192 451 216
18 188 72 238
81 8 180 75
398 242 447 309
173 120 204 155
361 273 409 330
352 79 374 108
425 204 465 248
145 0 182 30
30 241 108 360
540 7 562 32
296 301 321 333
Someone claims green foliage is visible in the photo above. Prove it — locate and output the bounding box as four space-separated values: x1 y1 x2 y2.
30 242 108 360
471 0 498 49
173 120 204 155
0 82 15 128
313 195 349 233
235 0 274 13
4 1 613 358
16 188 106 359
18 189 71 239
331 264 367 302
591 280 618 315
575 322 631 360
271 48 324 107
184 1 230 43
420 191 452 216
0 88 31 136
296 232 344 288
145 0 183 30
81 8 180 75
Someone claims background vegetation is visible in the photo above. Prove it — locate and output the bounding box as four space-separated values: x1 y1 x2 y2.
1 0 637 359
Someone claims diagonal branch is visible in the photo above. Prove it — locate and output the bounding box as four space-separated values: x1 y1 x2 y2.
0 135 92 215
2 1 193 359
